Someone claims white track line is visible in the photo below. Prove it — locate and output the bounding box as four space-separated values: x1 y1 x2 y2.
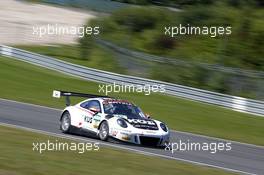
0 122 256 175
0 98 61 111
172 130 264 149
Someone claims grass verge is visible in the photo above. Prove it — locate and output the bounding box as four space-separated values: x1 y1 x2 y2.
0 56 264 145
16 45 125 74
0 125 236 175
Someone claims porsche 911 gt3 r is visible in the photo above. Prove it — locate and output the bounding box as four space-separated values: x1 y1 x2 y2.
53 90 170 147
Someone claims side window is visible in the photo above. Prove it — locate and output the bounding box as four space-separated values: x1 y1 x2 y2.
80 100 101 113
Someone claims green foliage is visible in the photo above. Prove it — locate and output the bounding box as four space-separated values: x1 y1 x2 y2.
16 45 125 74
79 19 100 60
92 2 264 99
79 36 94 60
111 7 172 32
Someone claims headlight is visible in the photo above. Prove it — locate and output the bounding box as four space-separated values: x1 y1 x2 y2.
117 119 128 128
160 123 168 132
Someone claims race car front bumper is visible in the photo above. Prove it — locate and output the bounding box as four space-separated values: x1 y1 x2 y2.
112 130 170 146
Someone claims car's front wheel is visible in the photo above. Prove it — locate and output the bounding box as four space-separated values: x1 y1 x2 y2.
99 121 109 141
60 112 72 133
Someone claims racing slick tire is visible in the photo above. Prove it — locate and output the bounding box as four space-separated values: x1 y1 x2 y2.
99 121 109 141
60 111 73 133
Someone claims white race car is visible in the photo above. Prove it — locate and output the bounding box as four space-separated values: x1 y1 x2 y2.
53 90 170 147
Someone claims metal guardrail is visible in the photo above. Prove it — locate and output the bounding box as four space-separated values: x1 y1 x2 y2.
1 45 264 116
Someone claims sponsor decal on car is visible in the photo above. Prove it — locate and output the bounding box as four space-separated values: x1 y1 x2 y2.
120 133 131 141
92 114 101 128
127 119 159 130
127 119 156 125
145 130 157 134
93 114 101 122
111 130 118 136
113 114 128 119
121 136 130 141
77 106 94 115
103 99 132 105
84 115 92 123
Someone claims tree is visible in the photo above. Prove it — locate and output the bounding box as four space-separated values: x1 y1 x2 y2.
79 33 94 60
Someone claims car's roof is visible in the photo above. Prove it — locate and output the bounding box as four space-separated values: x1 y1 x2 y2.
80 97 134 105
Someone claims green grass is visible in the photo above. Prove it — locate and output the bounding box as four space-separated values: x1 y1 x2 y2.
16 45 125 74
0 125 236 175
1 56 264 145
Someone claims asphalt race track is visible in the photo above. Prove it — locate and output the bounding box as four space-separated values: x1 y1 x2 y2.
0 98 263 175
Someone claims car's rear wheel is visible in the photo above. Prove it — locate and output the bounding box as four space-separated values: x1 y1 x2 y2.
60 112 72 133
99 121 109 141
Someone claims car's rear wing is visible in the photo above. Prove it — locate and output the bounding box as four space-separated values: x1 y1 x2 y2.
52 90 109 106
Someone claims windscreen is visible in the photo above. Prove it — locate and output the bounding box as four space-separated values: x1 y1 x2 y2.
103 102 145 119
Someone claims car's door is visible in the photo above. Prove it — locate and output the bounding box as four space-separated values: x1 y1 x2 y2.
80 100 102 131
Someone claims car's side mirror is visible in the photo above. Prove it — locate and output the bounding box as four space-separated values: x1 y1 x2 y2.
145 113 151 119
89 107 100 115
